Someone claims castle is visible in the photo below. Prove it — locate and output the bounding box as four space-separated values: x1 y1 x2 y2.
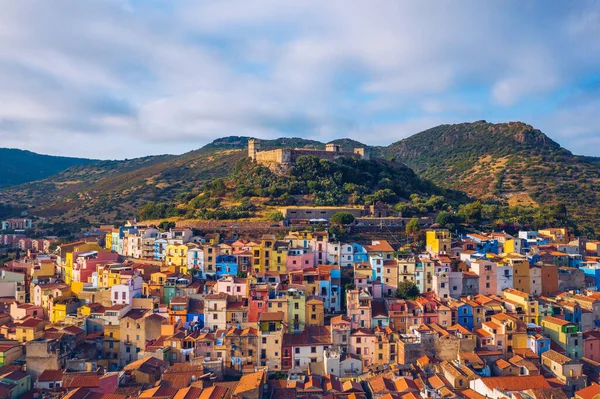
248 139 370 171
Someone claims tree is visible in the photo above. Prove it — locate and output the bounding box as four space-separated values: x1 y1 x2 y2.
436 211 457 230
266 211 284 222
405 218 420 237
458 201 483 224
158 221 176 230
395 280 420 299
330 212 355 226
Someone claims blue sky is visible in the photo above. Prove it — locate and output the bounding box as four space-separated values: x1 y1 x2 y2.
0 1 599 159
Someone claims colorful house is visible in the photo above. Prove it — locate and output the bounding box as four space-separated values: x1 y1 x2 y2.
541 316 583 359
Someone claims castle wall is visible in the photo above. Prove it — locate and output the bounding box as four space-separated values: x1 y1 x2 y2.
255 148 284 164
289 149 361 163
250 142 366 172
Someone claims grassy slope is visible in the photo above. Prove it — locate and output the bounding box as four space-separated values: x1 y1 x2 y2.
383 121 600 229
0 148 97 188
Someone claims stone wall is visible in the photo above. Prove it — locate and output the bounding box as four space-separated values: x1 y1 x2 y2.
252 146 363 171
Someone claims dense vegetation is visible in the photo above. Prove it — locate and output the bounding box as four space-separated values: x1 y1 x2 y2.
137 155 466 221
0 148 96 188
384 121 600 235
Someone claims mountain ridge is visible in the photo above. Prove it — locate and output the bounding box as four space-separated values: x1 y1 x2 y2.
0 148 97 188
2 121 599 233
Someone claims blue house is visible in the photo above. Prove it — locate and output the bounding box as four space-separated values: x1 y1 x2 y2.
568 254 583 268
215 255 238 278
528 333 551 356
352 243 369 263
528 253 541 265
455 302 474 332
186 298 204 330
466 234 499 254
154 238 167 261
580 267 600 291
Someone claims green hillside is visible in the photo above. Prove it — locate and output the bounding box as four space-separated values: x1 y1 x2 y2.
382 121 600 233
0 148 96 188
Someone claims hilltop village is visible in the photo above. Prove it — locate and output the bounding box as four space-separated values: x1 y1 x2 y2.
1 217 600 399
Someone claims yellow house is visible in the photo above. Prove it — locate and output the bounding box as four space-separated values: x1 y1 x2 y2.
62 242 105 285
499 253 531 293
426 229 451 255
502 288 539 324
504 239 518 254
52 302 68 324
305 296 324 327
541 316 582 359
269 244 288 273
105 232 113 250
51 297 80 323
251 235 275 274
205 233 220 246
15 318 47 343
100 267 123 288
166 244 188 270
31 260 56 281
251 235 289 274
490 313 528 352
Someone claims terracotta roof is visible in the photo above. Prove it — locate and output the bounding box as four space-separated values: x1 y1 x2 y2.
198 386 230 399
542 349 572 365
575 383 600 399
259 312 284 322
123 309 148 320
495 359 512 369
63 373 101 388
18 318 44 328
233 370 265 396
38 369 64 382
461 388 486 399
479 375 551 391
542 316 571 326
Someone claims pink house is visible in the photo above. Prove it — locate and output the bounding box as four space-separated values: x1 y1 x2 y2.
584 331 600 362
347 289 372 329
10 303 43 320
286 250 314 271
470 260 498 296
73 252 119 283
350 329 376 368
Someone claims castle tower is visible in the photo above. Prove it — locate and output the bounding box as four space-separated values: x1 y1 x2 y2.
248 139 260 160
354 147 370 160
326 143 341 152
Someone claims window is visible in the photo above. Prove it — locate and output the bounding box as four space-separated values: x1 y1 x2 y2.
295 348 300 354
356 337 361 343
311 347 316 353
213 314 218 320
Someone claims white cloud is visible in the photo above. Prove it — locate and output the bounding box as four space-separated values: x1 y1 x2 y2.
0 1 597 158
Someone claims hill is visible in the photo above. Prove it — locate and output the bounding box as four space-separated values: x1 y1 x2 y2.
0 148 96 188
382 121 600 232
0 136 457 228
3 122 600 235
137 155 464 222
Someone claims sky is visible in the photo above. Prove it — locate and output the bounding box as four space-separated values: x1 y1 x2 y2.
0 1 599 159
